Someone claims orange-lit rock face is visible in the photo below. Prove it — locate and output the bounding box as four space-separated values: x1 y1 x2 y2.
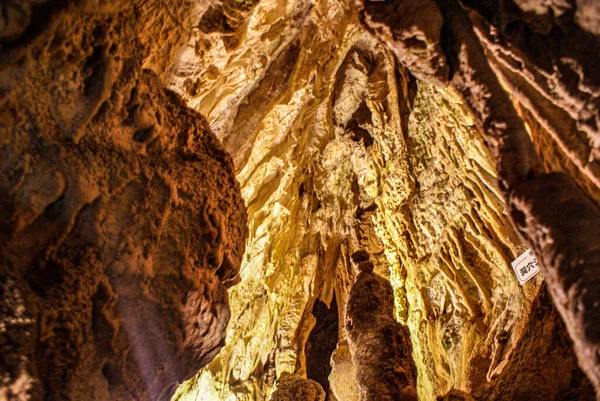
2 1 600 401
0 2 247 400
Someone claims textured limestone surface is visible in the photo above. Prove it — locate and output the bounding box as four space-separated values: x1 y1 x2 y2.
356 0 449 85
359 1 600 399
168 1 596 401
457 10 600 388
466 0 600 202
268 373 326 401
0 1 247 400
3 0 600 401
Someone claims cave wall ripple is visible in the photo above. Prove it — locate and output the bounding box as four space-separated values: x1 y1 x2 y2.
167 1 591 400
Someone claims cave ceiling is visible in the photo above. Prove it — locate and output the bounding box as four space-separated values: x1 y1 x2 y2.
165 0 600 400
1 1 600 401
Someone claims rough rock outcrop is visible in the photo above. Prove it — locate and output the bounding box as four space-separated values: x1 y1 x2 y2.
0 1 247 400
268 373 326 401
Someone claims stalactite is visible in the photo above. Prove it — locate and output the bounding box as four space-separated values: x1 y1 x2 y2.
3 1 600 400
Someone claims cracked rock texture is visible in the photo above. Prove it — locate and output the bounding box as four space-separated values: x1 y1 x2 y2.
0 1 247 400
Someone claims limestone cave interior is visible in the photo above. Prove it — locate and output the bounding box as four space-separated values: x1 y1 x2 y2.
2 1 600 400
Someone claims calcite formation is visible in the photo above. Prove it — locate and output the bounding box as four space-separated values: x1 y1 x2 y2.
0 1 247 400
168 1 598 401
2 0 600 401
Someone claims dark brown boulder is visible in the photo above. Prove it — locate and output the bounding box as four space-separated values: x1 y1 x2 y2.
0 1 248 400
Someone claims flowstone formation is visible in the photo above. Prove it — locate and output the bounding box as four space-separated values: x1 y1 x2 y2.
167 1 599 400
2 0 600 401
0 1 247 400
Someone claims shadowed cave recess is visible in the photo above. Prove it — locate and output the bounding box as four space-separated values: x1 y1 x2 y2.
2 0 600 401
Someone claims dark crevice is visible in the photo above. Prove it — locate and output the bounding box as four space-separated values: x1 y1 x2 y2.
83 43 106 97
133 127 153 143
28 259 65 296
346 100 374 148
305 295 339 398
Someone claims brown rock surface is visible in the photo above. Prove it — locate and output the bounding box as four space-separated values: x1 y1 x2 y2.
346 265 418 401
510 174 600 396
357 0 449 85
464 1 600 202
0 1 247 400
473 284 596 401
3 0 600 400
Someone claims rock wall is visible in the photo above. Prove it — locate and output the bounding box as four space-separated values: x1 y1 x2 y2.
358 0 600 399
3 0 600 400
167 1 596 400
0 1 247 400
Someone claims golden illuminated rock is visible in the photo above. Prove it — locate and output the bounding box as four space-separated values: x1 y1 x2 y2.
168 1 596 401
2 0 600 400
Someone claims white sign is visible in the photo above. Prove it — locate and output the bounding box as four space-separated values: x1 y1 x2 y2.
512 249 541 284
